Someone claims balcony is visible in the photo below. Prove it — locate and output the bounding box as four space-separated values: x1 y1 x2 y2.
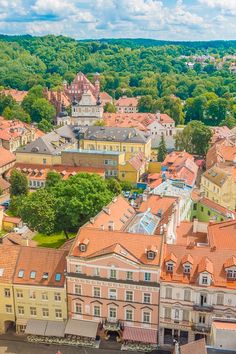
193 304 213 312
192 324 211 333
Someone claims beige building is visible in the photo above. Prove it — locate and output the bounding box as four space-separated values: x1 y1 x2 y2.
0 245 21 333
200 166 236 211
16 125 77 165
13 247 68 334
0 147 15 176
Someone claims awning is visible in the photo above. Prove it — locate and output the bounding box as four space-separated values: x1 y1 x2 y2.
65 319 98 338
25 319 47 336
123 326 157 344
45 321 66 337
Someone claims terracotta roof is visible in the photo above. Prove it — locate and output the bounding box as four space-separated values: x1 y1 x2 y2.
13 247 68 287
100 92 112 102
208 220 236 249
165 252 177 263
198 257 213 274
84 195 135 231
180 338 207 354
138 195 177 215
224 256 236 268
70 228 163 267
0 245 21 283
0 117 36 141
200 197 236 218
0 177 10 191
3 216 21 224
0 89 28 103
128 152 146 171
3 233 37 247
115 96 139 107
182 254 194 265
0 147 16 167
159 113 175 124
176 221 208 245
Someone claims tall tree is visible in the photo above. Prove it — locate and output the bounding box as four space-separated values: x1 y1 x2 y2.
157 134 168 162
45 171 62 189
10 169 29 197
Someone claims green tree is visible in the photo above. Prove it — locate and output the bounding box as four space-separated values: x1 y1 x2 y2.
8 195 25 217
10 169 29 197
45 171 62 189
104 102 117 113
206 98 229 125
0 94 15 114
157 134 168 162
106 178 122 195
38 118 53 133
3 105 31 123
120 181 133 191
31 98 56 123
20 189 56 235
175 121 212 155
138 95 153 113
220 116 236 129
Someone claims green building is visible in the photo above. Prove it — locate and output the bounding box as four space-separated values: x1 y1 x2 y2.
191 197 235 223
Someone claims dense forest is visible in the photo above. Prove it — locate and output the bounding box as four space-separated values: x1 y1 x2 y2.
0 35 235 127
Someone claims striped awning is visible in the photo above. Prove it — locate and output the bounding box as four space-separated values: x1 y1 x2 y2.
123 326 157 344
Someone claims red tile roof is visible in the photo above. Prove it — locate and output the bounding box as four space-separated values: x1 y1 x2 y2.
0 245 21 283
0 147 16 167
128 152 146 171
0 89 28 103
115 96 139 107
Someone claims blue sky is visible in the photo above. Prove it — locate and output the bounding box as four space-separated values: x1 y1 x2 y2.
0 0 235 40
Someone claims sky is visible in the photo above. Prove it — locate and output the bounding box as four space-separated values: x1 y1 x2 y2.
0 0 235 41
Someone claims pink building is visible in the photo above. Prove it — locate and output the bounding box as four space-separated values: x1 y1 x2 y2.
66 226 163 346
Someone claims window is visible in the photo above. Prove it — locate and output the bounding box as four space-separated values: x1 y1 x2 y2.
75 265 82 274
42 272 49 280
144 272 151 282
217 293 224 306
93 287 101 298
183 265 191 274
109 307 116 319
93 305 100 317
201 206 204 212
75 303 82 314
18 306 24 315
18 270 24 278
166 287 172 299
30 271 36 279
200 294 207 306
184 289 191 301
16 290 23 298
166 263 173 273
42 308 49 317
126 271 133 281
94 268 100 276
4 288 10 297
143 293 151 304
164 307 171 319
199 314 206 324
193 203 197 210
5 305 12 313
79 244 86 252
174 309 179 319
109 289 117 300
208 210 211 216
30 307 37 316
42 292 48 301
147 251 155 260
55 309 62 318
75 285 81 295
202 276 209 285
54 292 61 301
183 310 189 322
126 291 133 302
110 269 117 279
126 309 133 321
143 311 151 323
29 290 36 299
43 159 46 165
55 273 61 282
227 269 236 279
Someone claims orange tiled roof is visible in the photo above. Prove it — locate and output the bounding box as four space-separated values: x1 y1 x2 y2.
128 152 146 171
159 113 175 124
0 117 36 141
84 195 135 231
198 257 213 274
115 96 139 107
165 252 177 263
0 177 10 191
213 321 236 331
70 228 163 266
0 147 16 167
13 247 68 287
224 256 236 268
0 89 28 103
138 195 177 215
182 254 194 265
3 216 21 224
0 245 21 283
180 338 207 354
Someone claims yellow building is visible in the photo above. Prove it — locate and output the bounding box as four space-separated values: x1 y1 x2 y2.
0 245 21 333
80 126 151 161
13 247 68 334
118 152 147 184
200 166 236 211
16 125 77 165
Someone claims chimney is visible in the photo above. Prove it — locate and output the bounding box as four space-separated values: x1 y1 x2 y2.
156 111 161 121
193 218 198 233
108 221 115 231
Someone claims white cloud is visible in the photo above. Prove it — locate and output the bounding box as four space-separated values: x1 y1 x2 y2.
198 0 236 14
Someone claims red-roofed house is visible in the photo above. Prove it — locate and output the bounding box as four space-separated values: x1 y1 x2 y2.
115 96 140 113
118 152 147 183
0 147 16 175
159 219 236 347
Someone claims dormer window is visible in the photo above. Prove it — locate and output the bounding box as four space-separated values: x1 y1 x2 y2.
202 276 208 285
183 264 191 275
227 269 236 279
166 263 174 273
147 251 155 260
79 244 86 252
42 272 49 280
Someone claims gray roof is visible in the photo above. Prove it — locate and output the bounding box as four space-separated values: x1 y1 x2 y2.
83 126 150 144
17 127 77 155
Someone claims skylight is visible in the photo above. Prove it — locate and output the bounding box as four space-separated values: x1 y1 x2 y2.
42 272 49 280
30 271 36 279
18 270 24 278
55 273 61 282
0 268 4 277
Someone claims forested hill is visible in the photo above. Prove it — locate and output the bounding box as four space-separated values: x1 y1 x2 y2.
0 34 235 127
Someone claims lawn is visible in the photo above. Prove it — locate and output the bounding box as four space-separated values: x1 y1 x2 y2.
0 230 7 238
33 231 76 248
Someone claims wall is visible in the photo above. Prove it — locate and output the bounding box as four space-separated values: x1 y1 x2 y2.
212 327 236 351
191 202 227 223
0 284 15 333
16 153 62 165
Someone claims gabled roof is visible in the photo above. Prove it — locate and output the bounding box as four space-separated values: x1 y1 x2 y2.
182 254 194 265
165 252 177 263
198 257 213 274
128 152 146 171
224 256 236 269
0 245 21 284
0 147 16 167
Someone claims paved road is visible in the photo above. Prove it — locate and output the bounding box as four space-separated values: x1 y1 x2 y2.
0 339 142 354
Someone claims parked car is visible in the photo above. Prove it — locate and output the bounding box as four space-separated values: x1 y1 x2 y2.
122 191 130 198
1 200 10 210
